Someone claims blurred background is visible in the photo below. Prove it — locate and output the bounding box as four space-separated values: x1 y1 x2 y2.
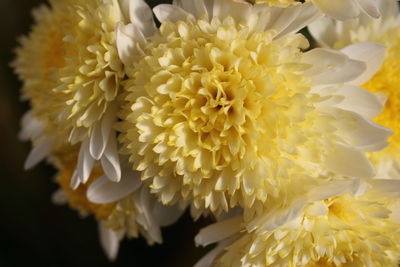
0 0 212 266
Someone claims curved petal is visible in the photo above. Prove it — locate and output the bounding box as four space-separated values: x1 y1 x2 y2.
76 139 95 184
129 0 156 37
99 221 120 261
333 85 384 119
325 143 375 178
195 216 242 247
153 4 190 23
153 202 185 227
116 22 145 67
101 133 121 182
24 138 53 170
341 42 386 86
312 0 360 20
87 171 141 204
356 0 381 19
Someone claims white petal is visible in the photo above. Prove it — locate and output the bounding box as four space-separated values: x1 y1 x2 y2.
313 58 366 85
153 4 190 23
365 179 400 197
99 221 120 261
137 187 162 243
275 3 323 39
51 189 68 205
307 179 361 202
213 0 251 22
174 0 209 19
24 138 53 169
116 22 145 67
325 143 375 178
153 202 185 227
247 200 306 232
356 0 380 18
129 0 156 37
77 139 95 184
19 111 44 141
87 172 141 204
308 16 337 48
195 216 242 247
341 42 386 86
333 85 384 119
70 169 81 189
193 241 231 267
331 109 392 150
101 133 121 182
89 122 106 160
302 48 348 77
312 0 360 20
377 0 399 18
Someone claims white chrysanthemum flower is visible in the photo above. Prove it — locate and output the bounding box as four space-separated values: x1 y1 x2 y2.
233 0 381 20
309 0 400 179
117 0 392 217
52 152 183 261
13 0 145 188
195 179 400 267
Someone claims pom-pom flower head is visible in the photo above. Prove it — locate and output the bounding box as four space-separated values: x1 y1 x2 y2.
118 0 392 217
14 0 142 186
309 0 400 178
195 179 400 267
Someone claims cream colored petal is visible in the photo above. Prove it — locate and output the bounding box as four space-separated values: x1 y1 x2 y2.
341 42 386 86
212 0 252 23
335 110 392 150
24 138 53 170
87 169 141 204
312 0 360 20
153 4 190 23
173 0 209 19
275 3 323 39
195 216 242 247
101 133 121 182
333 85 384 119
308 16 337 47
312 58 366 85
76 139 95 184
307 179 362 202
356 0 381 18
153 202 185 227
247 199 306 232
302 48 348 76
99 221 120 261
129 0 156 37
194 240 231 267
377 0 399 18
116 22 145 67
325 143 375 178
51 189 68 205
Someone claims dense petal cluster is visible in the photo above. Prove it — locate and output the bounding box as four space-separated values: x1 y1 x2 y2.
119 0 390 217
309 0 400 178
196 180 400 267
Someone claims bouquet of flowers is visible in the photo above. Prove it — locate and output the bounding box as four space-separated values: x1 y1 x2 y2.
13 0 400 265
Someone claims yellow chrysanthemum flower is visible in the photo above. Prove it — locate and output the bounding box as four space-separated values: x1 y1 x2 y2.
117 0 391 217
195 180 400 267
234 0 380 19
309 0 400 178
52 148 183 260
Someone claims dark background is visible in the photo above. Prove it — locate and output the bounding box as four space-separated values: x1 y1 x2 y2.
0 0 211 266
